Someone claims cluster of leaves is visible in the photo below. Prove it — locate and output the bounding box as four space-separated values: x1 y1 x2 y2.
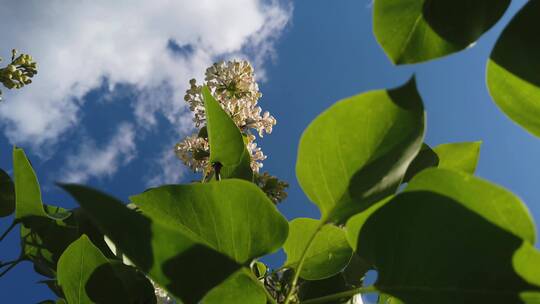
1 0 540 303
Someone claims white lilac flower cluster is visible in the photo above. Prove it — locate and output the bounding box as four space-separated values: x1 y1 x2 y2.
176 60 276 173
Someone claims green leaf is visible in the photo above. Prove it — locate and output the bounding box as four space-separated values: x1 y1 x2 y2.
296 77 425 222
20 214 80 278
403 141 481 184
251 261 267 279
130 179 288 264
203 86 253 181
61 184 242 303
378 294 404 304
284 218 353 280
433 141 481 174
0 168 15 217
21 207 114 280
487 0 540 137
298 254 370 303
347 168 540 303
374 0 510 64
405 168 536 243
402 143 439 183
13 147 47 220
57 235 156 304
13 147 72 221
345 197 393 252
12 148 113 279
202 269 266 304
57 235 111 304
298 274 353 304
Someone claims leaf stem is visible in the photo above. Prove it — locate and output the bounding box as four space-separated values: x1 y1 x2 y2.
263 283 278 304
300 285 377 304
283 221 326 304
201 166 209 183
0 220 18 242
0 258 23 278
0 258 20 269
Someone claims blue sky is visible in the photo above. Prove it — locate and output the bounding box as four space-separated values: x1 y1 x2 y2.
0 0 537 302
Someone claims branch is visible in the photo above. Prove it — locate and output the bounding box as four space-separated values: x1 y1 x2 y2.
283 221 326 304
0 258 23 278
0 220 18 242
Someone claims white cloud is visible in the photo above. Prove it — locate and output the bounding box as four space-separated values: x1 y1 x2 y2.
0 0 292 182
0 0 291 144
146 144 187 187
61 123 136 183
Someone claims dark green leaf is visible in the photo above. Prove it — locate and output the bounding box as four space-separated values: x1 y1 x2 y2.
405 168 536 243
21 207 114 281
203 86 253 181
61 184 241 303
298 254 370 303
57 235 156 304
202 269 266 304
20 214 79 278
402 144 439 183
374 0 509 64
284 218 352 280
487 0 540 137
347 169 540 303
298 274 352 304
130 179 288 264
433 141 481 174
296 77 425 222
345 197 393 252
0 168 15 217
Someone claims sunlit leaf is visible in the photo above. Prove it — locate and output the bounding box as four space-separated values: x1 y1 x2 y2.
284 218 352 280
57 235 156 304
347 168 540 303
202 269 266 304
433 141 481 174
61 184 241 303
296 77 425 222
374 0 509 64
13 147 47 220
405 168 535 243
487 0 540 137
130 179 288 264
203 86 253 181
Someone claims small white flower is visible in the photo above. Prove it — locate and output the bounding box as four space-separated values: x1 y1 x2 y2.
174 132 266 174
174 133 210 173
177 59 275 174
246 133 266 173
183 60 276 136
